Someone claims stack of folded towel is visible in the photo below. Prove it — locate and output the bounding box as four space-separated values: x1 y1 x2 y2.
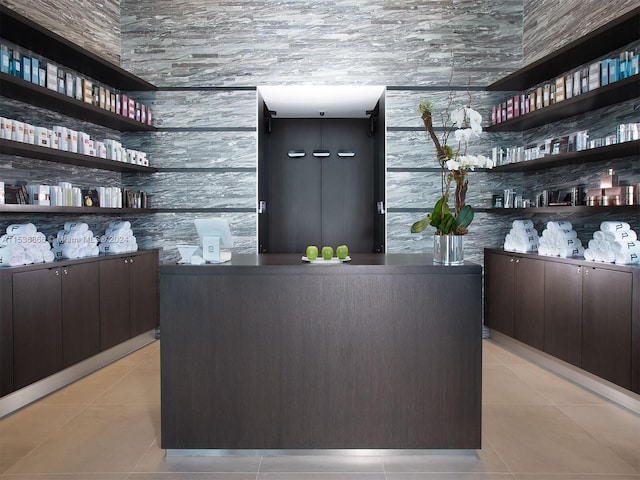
52 221 99 259
503 219 540 253
98 220 138 254
538 221 585 258
584 221 639 264
0 223 55 266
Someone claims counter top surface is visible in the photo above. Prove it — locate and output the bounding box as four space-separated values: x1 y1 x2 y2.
161 253 482 275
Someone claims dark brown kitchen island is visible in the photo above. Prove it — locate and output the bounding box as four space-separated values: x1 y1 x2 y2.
159 254 482 451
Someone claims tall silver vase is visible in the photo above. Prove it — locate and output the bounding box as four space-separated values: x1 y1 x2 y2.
433 234 464 265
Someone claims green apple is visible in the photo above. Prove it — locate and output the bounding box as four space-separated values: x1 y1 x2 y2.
336 244 349 260
305 245 318 260
321 246 333 260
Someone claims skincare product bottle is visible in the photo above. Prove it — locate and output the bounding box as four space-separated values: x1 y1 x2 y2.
619 52 627 79
0 45 9 74
581 68 589 93
31 57 39 84
609 57 619 82
11 50 21 78
600 168 618 188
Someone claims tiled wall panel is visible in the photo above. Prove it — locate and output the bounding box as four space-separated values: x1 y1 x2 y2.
1 0 121 65
523 0 638 65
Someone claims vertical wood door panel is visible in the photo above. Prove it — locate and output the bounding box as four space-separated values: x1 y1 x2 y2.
12 268 62 389
484 252 515 336
582 267 632 388
513 257 545 349
129 252 159 336
61 262 100 367
267 119 322 253
320 120 374 253
99 257 131 350
264 118 377 253
543 262 583 366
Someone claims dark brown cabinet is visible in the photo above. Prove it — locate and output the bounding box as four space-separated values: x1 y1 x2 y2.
99 257 132 350
129 252 158 337
99 252 158 349
582 267 633 389
0 250 159 396
11 262 100 389
484 248 639 393
543 262 583 366
484 253 514 336
485 253 544 349
61 263 100 368
12 267 63 390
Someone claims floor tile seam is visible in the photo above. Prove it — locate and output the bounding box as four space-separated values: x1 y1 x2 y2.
496 345 602 407
545 402 640 475
480 430 517 477
127 437 158 477
485 401 640 475
255 455 264 479
89 364 150 405
2 401 96 475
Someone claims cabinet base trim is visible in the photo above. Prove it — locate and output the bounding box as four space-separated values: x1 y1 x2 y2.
487 330 640 415
166 449 478 457
0 330 156 418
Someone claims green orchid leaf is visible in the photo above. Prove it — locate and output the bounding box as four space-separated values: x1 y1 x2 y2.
410 216 431 233
440 214 456 234
430 197 450 228
456 205 474 228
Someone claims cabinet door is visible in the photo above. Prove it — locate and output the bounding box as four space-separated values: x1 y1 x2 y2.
12 268 62 389
484 252 514 336
582 267 632 389
99 257 131 350
544 262 582 366
513 257 545 349
129 252 159 337
61 262 100 367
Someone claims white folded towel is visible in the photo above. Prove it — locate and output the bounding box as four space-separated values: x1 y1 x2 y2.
108 220 131 230
600 221 630 232
559 246 584 258
555 229 578 239
63 221 89 233
547 221 572 231
42 250 55 263
105 227 134 239
593 231 606 242
512 219 534 229
6 223 37 235
604 230 637 243
584 249 595 261
615 251 640 264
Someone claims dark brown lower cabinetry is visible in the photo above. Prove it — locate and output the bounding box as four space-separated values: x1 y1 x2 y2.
0 250 159 397
543 262 583 366
582 267 632 389
12 267 64 390
485 248 639 393
99 253 159 349
160 254 483 450
485 253 544 349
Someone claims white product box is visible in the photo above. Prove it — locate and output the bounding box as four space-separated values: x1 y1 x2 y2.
28 184 50 206
11 121 24 142
0 117 11 140
46 63 58 91
25 123 35 144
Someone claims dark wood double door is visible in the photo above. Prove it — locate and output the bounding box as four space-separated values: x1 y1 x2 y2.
260 118 383 254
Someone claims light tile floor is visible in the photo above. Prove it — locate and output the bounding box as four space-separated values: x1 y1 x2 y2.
1 340 639 480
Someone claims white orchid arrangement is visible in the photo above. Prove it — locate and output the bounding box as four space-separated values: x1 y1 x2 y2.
411 100 493 236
